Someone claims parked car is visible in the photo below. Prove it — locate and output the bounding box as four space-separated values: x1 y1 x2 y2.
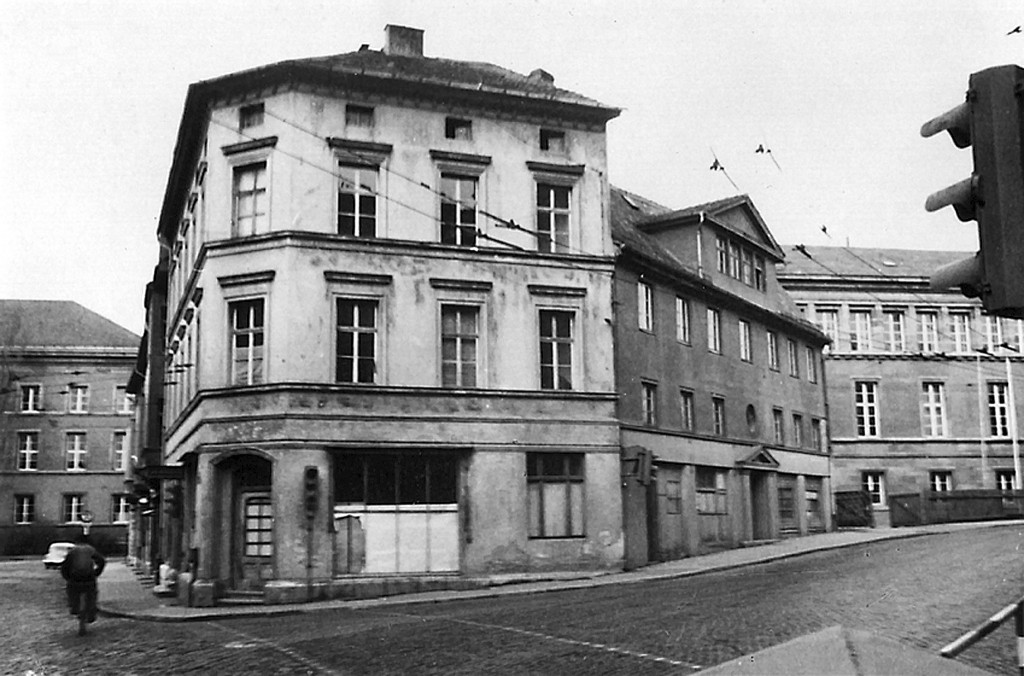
42 542 74 569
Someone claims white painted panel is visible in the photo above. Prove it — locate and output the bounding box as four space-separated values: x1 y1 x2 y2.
428 511 459 572
364 511 398 573
397 512 429 573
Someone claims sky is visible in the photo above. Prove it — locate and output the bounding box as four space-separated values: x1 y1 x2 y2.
2 0 1022 335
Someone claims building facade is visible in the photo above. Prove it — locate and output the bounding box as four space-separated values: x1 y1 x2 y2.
611 190 832 568
152 25 624 604
778 246 1024 526
0 300 138 555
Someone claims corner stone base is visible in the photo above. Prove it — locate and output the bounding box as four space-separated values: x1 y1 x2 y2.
260 576 489 605
190 579 217 607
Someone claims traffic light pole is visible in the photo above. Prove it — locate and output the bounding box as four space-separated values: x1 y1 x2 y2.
1006 357 1022 491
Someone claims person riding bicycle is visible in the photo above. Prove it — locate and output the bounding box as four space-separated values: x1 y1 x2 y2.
60 533 106 623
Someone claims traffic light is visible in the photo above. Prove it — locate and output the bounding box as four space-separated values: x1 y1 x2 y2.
923 65 1024 318
303 466 319 521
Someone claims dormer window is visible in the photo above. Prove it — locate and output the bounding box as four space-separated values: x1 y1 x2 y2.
239 103 265 130
445 117 472 140
346 105 374 128
540 129 566 153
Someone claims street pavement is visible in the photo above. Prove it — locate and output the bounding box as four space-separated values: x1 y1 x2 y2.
91 520 1022 674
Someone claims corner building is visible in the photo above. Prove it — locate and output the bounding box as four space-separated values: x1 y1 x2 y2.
611 190 831 568
155 26 623 604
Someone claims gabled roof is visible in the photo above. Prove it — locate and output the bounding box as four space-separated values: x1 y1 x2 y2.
610 186 701 282
777 245 973 281
0 300 139 349
636 193 785 260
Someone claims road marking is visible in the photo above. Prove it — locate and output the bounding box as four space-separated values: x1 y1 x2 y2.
211 621 343 675
382 611 697 669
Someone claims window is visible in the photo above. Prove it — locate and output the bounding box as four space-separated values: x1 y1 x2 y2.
951 312 972 353
921 382 947 437
17 432 38 471
767 331 779 370
114 386 133 414
772 408 785 445
230 299 265 385
527 453 584 538
20 385 41 412
753 255 766 291
536 183 571 253
637 282 653 331
239 102 264 129
712 396 726 436
855 381 879 437
112 432 127 471
741 248 754 286
862 472 886 506
642 382 657 426
335 453 458 506
883 310 905 352
792 413 804 447
440 174 477 247
337 165 378 238
664 479 682 515
996 469 1017 491
787 339 799 377
850 310 872 352
806 347 818 383
816 309 839 344
984 316 1005 352
539 128 566 152
444 117 472 140
336 298 377 384
539 310 574 390
111 495 130 524
68 384 89 413
738 320 752 362
707 308 721 354
679 389 694 431
930 471 953 492
14 495 34 525
716 236 729 274
988 382 1010 437
728 242 741 279
63 494 86 523
918 311 939 352
232 162 268 237
66 433 87 471
696 467 728 514
675 297 691 343
811 418 825 452
345 104 374 127
441 305 479 388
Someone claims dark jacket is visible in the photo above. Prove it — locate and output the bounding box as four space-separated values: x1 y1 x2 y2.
60 543 106 584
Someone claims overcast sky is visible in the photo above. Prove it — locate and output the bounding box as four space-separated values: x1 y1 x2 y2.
2 0 1021 334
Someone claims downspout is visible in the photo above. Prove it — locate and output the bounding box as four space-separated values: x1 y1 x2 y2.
696 211 706 276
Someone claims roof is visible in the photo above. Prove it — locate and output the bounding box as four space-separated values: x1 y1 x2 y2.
777 245 974 280
0 300 139 349
610 186 698 278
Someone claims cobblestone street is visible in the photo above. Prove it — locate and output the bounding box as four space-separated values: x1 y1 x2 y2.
4 525 1022 675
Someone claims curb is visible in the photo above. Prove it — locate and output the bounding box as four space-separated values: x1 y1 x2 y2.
101 521 1024 623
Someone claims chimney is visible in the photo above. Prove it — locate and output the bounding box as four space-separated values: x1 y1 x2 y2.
529 68 555 85
383 25 424 57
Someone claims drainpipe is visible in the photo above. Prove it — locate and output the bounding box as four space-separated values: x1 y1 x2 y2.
696 212 706 276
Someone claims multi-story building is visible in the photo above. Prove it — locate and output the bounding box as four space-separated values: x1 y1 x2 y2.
0 300 138 554
611 189 831 568
152 25 623 605
778 246 1024 526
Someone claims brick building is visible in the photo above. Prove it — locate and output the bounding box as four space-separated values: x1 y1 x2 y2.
150 25 623 605
778 246 1024 526
611 189 831 568
0 300 138 554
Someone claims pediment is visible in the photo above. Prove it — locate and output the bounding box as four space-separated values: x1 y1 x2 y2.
737 445 780 470
709 200 783 259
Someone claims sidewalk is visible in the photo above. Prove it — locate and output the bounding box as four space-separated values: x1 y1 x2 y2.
99 519 1024 623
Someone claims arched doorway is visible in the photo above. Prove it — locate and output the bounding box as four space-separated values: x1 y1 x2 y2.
218 453 273 590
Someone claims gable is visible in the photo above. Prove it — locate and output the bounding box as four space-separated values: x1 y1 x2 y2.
711 202 782 258
737 445 780 470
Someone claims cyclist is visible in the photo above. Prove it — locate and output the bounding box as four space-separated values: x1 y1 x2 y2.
60 533 106 624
